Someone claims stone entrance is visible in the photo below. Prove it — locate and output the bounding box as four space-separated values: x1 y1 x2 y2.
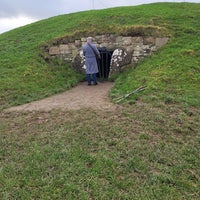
46 34 169 78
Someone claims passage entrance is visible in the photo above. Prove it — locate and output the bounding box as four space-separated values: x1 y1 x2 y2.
97 47 113 79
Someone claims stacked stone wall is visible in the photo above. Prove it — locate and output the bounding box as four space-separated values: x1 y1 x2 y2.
47 34 168 77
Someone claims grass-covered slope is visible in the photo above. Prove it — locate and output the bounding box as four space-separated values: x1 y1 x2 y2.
111 3 200 107
0 2 200 109
0 3 200 199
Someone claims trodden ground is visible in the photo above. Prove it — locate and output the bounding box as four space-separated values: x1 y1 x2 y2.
6 81 117 112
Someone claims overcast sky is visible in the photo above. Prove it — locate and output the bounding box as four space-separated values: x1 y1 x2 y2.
0 0 199 34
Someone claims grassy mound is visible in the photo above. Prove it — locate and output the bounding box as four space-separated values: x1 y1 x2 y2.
0 3 200 199
0 3 200 108
0 3 200 109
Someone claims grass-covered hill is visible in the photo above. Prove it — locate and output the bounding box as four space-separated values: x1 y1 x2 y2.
0 2 199 109
1 3 200 199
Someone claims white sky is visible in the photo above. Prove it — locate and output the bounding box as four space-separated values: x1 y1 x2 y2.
0 0 199 34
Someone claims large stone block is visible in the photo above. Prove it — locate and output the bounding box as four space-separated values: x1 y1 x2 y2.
156 37 169 48
49 47 59 55
116 36 123 43
143 37 155 45
110 48 132 76
132 37 143 43
59 45 71 54
122 37 133 45
81 37 86 42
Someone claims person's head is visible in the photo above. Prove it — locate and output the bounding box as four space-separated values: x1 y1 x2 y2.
87 37 93 43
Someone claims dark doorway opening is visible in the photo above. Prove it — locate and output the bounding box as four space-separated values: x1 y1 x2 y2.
97 47 113 79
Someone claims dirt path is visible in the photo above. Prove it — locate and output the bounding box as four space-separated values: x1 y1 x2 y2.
6 81 117 112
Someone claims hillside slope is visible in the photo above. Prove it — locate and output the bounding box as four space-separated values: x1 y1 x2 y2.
0 2 200 109
0 3 200 199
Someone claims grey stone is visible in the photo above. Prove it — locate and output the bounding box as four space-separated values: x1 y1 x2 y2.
156 37 169 48
45 34 169 78
49 47 59 55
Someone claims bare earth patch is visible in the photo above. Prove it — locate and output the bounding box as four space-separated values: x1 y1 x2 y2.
6 81 117 112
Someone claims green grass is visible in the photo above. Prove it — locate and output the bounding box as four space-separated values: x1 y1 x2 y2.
0 2 200 109
0 105 199 199
0 2 200 199
111 42 200 107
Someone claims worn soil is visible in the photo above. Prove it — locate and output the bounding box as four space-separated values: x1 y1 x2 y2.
6 81 117 112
